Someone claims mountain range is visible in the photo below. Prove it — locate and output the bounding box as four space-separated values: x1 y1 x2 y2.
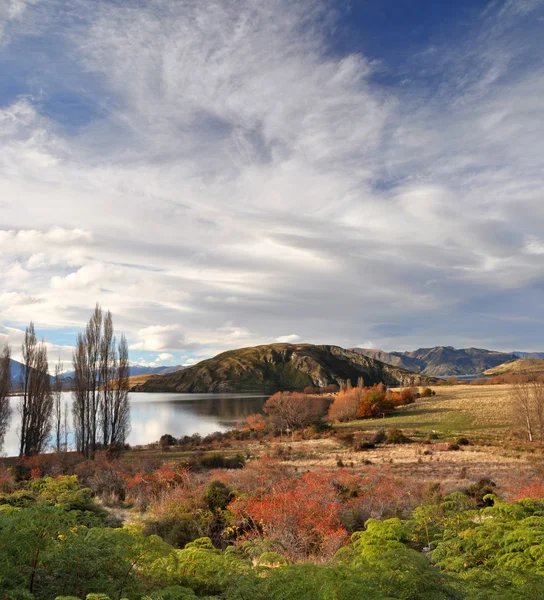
136 343 434 393
6 360 185 389
350 346 519 377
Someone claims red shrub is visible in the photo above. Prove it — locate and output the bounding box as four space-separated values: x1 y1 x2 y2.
230 471 348 561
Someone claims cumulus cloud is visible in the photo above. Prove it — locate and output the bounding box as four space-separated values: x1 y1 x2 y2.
0 0 543 357
129 325 188 352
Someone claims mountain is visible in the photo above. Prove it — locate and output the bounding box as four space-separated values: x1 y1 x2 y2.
9 359 24 383
351 346 517 377
61 364 186 379
136 343 434 393
484 358 544 376
512 352 544 359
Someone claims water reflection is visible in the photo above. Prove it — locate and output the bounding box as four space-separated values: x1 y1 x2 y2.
1 392 268 457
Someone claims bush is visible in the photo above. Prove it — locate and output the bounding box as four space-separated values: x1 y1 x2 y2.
371 430 387 445
464 478 497 507
356 384 394 419
385 429 411 444
204 480 233 511
456 437 470 446
194 453 246 470
420 388 434 398
159 434 177 448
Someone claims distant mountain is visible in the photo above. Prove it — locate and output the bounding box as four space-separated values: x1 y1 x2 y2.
61 364 186 379
136 343 434 394
126 365 186 377
512 352 544 359
7 360 185 391
484 358 544 376
9 359 24 384
351 346 518 377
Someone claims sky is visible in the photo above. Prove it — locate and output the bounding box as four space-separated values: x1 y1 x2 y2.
1 0 544 369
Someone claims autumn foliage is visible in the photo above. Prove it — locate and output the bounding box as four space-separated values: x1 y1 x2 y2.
263 392 330 431
229 471 348 560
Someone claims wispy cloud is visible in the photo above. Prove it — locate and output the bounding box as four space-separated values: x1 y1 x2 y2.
0 0 543 357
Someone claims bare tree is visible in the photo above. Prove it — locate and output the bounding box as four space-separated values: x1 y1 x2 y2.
53 358 63 452
63 398 69 451
110 334 130 446
510 376 544 442
73 305 131 457
0 345 11 454
19 323 37 456
100 311 115 447
73 332 90 457
19 326 53 456
86 304 103 458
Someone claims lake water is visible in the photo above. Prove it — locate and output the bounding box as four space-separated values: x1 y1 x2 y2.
1 392 268 458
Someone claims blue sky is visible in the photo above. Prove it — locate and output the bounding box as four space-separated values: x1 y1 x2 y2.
0 0 544 369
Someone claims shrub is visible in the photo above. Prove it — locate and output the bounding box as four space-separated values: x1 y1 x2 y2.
328 388 363 422
264 392 330 431
464 478 497 506
356 384 394 419
195 453 246 470
159 434 177 448
204 480 233 511
385 429 411 444
420 388 434 398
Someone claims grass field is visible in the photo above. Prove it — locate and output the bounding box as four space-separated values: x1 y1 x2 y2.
270 383 542 495
339 384 518 439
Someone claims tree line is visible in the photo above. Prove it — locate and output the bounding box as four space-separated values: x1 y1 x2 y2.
0 304 130 458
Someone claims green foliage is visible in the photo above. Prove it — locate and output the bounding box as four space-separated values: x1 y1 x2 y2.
203 480 232 511
6 475 544 600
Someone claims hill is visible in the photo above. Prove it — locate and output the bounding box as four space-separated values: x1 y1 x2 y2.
484 358 544 376
512 351 544 359
136 343 433 393
61 364 186 379
351 346 517 377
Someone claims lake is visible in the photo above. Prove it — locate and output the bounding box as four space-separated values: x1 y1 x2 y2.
1 392 268 458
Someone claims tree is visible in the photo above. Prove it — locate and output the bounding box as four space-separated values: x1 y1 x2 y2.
0 344 11 454
263 392 329 431
110 334 130 446
510 376 544 442
356 383 393 419
53 358 63 452
327 387 363 422
19 324 53 456
72 305 130 458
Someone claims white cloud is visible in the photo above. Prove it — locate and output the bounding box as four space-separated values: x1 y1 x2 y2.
129 325 187 351
356 342 374 349
0 0 543 355
275 334 301 343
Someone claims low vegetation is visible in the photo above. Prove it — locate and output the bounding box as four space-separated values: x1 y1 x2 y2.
4 374 544 598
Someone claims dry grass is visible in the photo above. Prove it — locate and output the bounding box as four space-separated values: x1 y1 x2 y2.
338 384 521 441
265 437 535 494
258 383 544 495
126 373 161 389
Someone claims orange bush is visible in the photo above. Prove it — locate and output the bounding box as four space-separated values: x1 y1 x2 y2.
230 471 348 560
327 387 363 422
356 383 394 418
